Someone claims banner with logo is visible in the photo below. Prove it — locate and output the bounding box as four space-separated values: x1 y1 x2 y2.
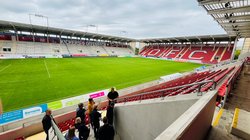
0 104 47 125
0 89 109 125
48 89 109 110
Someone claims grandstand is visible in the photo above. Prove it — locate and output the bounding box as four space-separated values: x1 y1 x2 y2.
0 20 135 58
139 35 236 64
1 0 250 140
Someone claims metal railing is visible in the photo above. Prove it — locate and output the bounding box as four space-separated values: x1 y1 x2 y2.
115 80 216 103
49 119 66 140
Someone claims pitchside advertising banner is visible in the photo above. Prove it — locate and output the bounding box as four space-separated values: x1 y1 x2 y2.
47 89 109 110
0 104 48 125
0 89 109 125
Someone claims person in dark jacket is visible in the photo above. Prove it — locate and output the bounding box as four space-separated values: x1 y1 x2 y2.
75 117 90 140
76 103 86 124
65 126 79 140
91 105 101 139
98 117 115 140
42 109 55 140
107 87 119 105
106 102 114 125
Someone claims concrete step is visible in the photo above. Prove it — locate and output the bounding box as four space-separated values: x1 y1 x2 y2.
207 108 241 140
231 108 250 140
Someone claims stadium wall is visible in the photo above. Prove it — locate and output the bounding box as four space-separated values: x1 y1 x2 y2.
129 42 136 54
242 38 250 54
155 90 217 140
239 38 250 60
113 94 200 140
139 42 146 52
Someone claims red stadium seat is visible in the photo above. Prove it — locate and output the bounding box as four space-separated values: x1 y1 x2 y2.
139 44 234 64
14 137 25 140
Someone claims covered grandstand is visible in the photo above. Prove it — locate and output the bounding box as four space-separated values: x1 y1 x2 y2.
139 34 237 64
0 20 136 58
1 0 250 139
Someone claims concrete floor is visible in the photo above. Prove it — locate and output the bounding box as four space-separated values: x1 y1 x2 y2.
206 64 250 140
206 109 242 140
226 70 250 112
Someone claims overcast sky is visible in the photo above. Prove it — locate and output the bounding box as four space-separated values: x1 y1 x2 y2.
0 0 226 39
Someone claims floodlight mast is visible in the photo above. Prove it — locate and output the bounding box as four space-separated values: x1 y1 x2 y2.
28 14 34 42
28 13 49 43
86 24 98 33
120 30 128 37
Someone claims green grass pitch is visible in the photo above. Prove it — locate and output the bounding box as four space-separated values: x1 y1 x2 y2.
0 57 202 112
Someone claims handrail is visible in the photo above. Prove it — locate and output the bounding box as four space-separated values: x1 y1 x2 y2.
50 119 66 140
227 63 243 85
115 80 216 103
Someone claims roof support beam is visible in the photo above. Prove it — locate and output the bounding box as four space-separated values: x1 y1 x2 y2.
199 0 238 6
224 26 250 30
196 36 202 42
215 15 250 21
220 21 250 26
208 6 250 14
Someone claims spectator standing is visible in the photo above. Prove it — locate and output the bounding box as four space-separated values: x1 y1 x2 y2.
65 126 79 140
76 103 86 124
75 117 90 140
87 98 95 115
91 105 101 139
98 117 115 140
42 109 55 140
106 102 114 125
87 98 95 127
107 87 119 105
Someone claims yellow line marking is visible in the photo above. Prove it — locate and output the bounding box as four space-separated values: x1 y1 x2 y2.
232 108 240 128
213 108 224 126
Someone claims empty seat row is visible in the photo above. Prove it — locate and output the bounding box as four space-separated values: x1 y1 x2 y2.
116 65 237 104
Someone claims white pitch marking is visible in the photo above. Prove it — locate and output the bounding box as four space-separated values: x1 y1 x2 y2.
0 64 11 73
43 60 51 78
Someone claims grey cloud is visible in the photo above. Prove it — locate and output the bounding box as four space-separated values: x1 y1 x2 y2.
0 0 225 39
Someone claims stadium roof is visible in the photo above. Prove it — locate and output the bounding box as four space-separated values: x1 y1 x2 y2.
140 34 236 43
198 0 250 38
0 20 136 42
0 20 237 44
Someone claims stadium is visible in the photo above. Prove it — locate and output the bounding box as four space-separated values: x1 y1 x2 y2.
0 0 250 140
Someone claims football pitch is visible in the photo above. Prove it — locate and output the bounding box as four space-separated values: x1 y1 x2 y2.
0 57 202 112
